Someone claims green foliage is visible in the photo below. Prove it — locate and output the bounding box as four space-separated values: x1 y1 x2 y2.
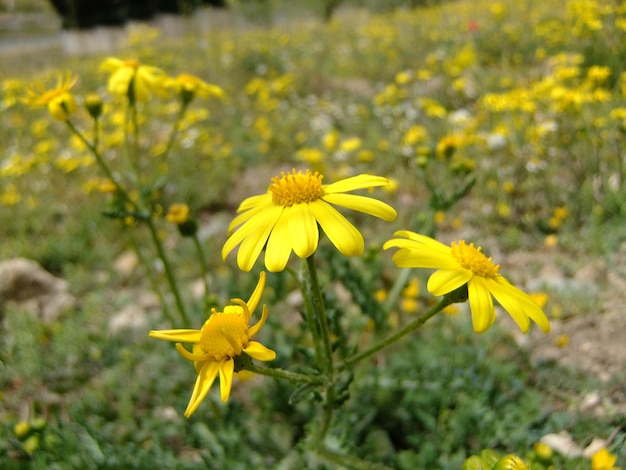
2 0 625 467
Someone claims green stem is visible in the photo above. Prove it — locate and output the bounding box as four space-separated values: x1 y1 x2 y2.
161 100 190 160
146 218 191 328
192 233 211 303
245 363 323 385
304 254 335 449
300 259 325 369
306 254 333 375
64 120 138 212
317 445 395 470
339 296 452 371
128 102 142 178
93 116 100 153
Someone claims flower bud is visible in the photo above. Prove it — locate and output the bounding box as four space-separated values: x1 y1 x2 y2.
84 93 103 119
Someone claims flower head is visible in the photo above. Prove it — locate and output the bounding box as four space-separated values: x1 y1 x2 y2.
100 57 169 102
166 73 225 104
149 272 275 417
166 203 190 225
223 169 397 272
384 231 550 333
25 73 78 121
592 448 621 470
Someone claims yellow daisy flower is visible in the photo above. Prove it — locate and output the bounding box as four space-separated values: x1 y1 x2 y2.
166 203 190 225
592 448 621 470
383 231 550 334
223 169 397 272
100 57 169 102
149 272 275 417
166 73 225 103
25 72 78 121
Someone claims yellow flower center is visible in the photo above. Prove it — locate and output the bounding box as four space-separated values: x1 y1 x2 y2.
199 307 249 361
270 169 325 207
450 240 500 278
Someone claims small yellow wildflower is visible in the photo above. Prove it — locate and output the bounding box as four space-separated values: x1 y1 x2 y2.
99 179 118 193
493 454 529 470
166 203 190 225
167 73 225 103
149 272 275 417
223 169 397 272
25 72 78 121
339 137 362 153
592 448 621 470
295 147 325 164
100 57 169 102
384 232 550 333
374 289 388 303
555 334 570 348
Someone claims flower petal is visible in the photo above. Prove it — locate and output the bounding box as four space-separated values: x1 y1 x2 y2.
243 341 277 361
488 277 550 333
246 272 266 315
222 205 283 271
218 358 235 403
237 193 272 213
149 329 201 343
427 269 471 296
248 305 269 338
324 174 390 194
265 211 294 272
185 360 219 417
467 277 496 333
228 198 273 233
309 200 364 256
390 248 460 270
322 193 397 221
289 203 319 258
384 231 451 254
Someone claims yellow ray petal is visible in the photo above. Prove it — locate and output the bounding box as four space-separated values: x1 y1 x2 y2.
322 193 397 221
246 272 266 315
468 277 495 333
324 174 390 194
265 211 294 272
237 193 272 213
385 231 451 254
309 200 364 256
427 268 471 296
391 249 460 270
488 277 549 333
289 203 319 258
185 360 219 417
218 358 235 402
148 329 201 343
243 341 276 361
248 305 269 338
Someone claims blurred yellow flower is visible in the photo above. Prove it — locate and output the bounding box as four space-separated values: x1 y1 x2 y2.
25 72 78 121
384 231 550 333
493 454 529 470
555 334 570 348
223 169 397 272
295 147 325 164
339 137 362 153
100 57 169 102
166 203 190 225
592 448 620 470
167 73 225 103
149 272 275 417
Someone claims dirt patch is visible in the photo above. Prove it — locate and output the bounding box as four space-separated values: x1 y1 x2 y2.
501 248 626 384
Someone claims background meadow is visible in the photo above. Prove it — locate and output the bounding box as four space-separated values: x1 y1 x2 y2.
1 0 625 468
